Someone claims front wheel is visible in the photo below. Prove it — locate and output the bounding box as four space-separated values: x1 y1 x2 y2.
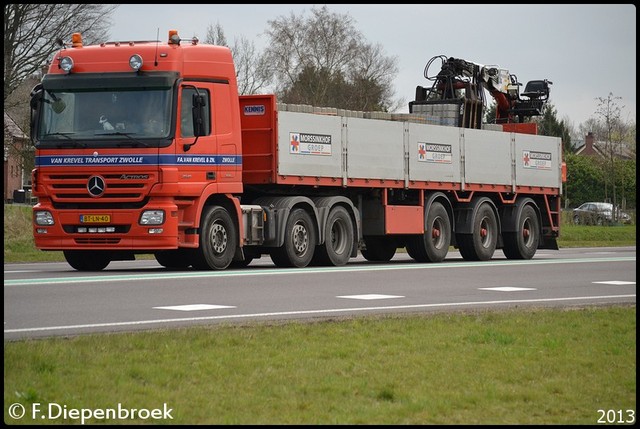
64 250 111 271
192 206 237 270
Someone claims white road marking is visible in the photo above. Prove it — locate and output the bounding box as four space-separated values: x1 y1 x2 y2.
337 294 404 300
479 287 537 292
593 281 635 285
5 294 635 335
153 304 236 311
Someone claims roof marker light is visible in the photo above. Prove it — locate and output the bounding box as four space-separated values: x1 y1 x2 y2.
129 54 143 71
59 56 74 73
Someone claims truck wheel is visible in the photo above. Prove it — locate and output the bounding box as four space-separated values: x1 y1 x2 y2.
314 206 354 266
406 202 451 262
457 202 497 261
270 208 316 268
502 204 539 260
229 257 254 268
192 206 237 270
361 236 397 262
155 249 192 269
64 250 110 271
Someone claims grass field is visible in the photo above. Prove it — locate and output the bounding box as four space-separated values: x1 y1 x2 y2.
3 204 636 424
4 306 636 424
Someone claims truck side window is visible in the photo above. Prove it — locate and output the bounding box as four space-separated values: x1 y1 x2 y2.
181 87 210 137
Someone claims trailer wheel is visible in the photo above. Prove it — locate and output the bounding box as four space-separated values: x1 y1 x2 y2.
361 236 397 262
502 204 539 260
457 202 497 261
406 202 451 262
314 206 354 266
270 208 316 268
64 250 111 271
192 205 237 270
155 249 192 269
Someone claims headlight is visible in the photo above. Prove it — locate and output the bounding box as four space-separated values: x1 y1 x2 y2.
35 211 55 226
139 210 164 225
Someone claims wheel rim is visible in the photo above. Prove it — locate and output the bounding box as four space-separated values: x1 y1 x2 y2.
210 222 228 254
292 222 309 255
431 216 446 249
522 217 534 247
479 216 493 248
330 219 348 254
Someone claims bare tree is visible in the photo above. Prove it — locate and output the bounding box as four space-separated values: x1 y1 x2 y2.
4 4 118 103
204 22 227 46
204 22 270 95
263 5 400 111
594 93 629 218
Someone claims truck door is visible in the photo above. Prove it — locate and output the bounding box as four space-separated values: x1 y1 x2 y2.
176 85 217 193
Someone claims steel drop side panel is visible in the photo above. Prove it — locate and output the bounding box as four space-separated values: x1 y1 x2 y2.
240 97 562 191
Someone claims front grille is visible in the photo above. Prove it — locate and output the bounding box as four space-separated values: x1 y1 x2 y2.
43 172 156 204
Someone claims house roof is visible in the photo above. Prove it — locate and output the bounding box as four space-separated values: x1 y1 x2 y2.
4 111 28 140
574 134 634 160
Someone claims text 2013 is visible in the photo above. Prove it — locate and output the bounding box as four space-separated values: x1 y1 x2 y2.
597 409 635 424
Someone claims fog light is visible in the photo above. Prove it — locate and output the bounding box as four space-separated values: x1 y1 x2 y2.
36 228 48 234
148 228 163 234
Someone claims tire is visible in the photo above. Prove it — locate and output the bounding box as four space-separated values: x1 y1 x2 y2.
406 202 451 263
229 257 253 268
573 214 581 225
314 206 354 266
155 249 192 269
502 204 539 260
361 236 397 262
192 206 237 270
64 250 110 271
270 208 316 268
457 202 498 261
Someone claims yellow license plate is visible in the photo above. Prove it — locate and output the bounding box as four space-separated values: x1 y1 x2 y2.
80 214 111 223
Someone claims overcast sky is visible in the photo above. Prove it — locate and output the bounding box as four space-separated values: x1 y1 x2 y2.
108 4 636 129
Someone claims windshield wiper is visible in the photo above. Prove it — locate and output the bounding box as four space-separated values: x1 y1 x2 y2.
97 131 150 147
43 132 74 140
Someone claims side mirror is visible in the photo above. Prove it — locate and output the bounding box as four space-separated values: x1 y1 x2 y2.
192 93 206 137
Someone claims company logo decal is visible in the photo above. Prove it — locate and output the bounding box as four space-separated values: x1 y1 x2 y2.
87 176 106 197
289 132 332 156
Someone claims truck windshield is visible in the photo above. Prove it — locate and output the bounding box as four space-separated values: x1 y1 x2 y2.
35 88 172 148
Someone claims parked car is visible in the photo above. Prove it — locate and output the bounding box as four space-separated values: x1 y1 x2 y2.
572 202 632 225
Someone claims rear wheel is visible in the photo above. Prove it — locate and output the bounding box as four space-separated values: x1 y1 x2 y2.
64 250 111 271
192 206 237 270
314 206 354 266
270 208 316 268
502 204 539 260
457 202 498 261
406 202 451 262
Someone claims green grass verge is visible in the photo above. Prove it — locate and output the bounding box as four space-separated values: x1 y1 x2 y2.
4 306 636 424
